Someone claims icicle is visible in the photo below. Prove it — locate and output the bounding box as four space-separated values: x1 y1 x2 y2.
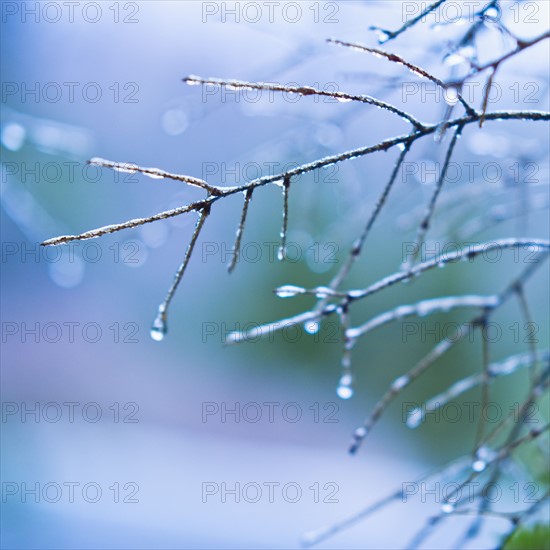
149 208 209 341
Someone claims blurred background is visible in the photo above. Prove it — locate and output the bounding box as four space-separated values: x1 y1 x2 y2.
1 1 549 548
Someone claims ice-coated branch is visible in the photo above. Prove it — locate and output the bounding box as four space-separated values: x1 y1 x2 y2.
151 206 210 341
347 251 549 453
327 38 475 116
368 0 448 43
404 124 464 269
183 75 424 128
87 157 223 195
227 188 253 273
406 350 550 428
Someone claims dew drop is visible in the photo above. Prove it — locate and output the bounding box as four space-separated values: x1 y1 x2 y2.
150 309 167 341
374 29 390 43
391 375 409 391
444 86 460 106
441 503 455 514
354 427 367 439
484 6 500 19
304 320 320 334
406 408 423 429
314 286 332 298
275 285 305 298
472 459 486 472
445 54 465 67
184 76 202 86
337 373 354 400
337 384 354 400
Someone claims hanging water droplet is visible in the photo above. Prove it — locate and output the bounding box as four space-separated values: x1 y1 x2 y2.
484 6 500 20
441 503 455 514
444 86 460 106
371 28 390 43
337 384 353 400
304 320 320 334
275 285 305 298
406 408 423 429
277 247 285 261
337 373 353 400
354 426 367 439
150 308 167 341
472 459 486 472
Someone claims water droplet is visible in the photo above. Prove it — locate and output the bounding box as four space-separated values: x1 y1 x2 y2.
337 384 353 400
275 285 305 298
304 320 320 334
445 54 465 67
472 459 486 472
441 503 454 514
144 171 165 180
445 86 460 106
150 308 167 341
354 427 367 439
337 373 354 399
1 122 26 151
184 76 202 86
371 28 390 43
391 375 409 391
313 286 332 298
406 408 423 429
484 5 500 20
